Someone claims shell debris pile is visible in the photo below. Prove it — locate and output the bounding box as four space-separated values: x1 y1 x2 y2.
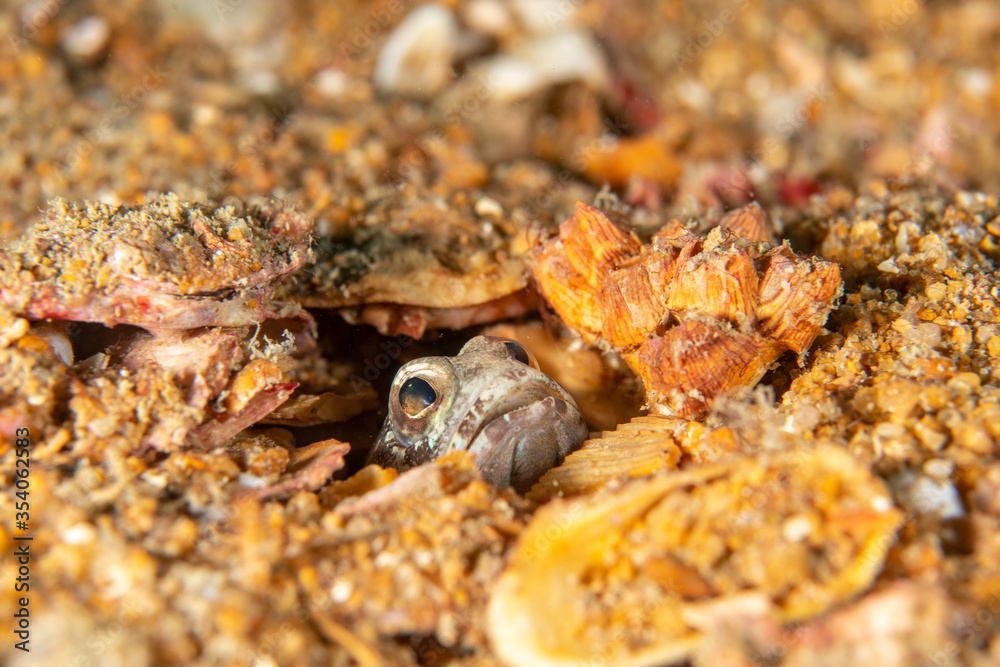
489 447 903 667
3 0 1000 664
533 202 843 417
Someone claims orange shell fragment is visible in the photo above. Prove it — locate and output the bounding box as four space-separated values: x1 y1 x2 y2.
664 239 760 331
717 201 777 245
533 202 642 343
758 245 845 354
629 320 784 418
580 134 684 190
532 202 842 417
600 262 663 349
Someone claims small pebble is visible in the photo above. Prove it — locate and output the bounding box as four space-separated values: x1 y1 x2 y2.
474 196 504 219
464 0 513 37
872 422 916 459
946 372 981 394
871 495 893 513
331 579 353 603
61 15 110 63
476 30 610 102
877 257 901 274
313 68 351 99
374 4 458 99
910 477 964 519
782 515 813 542
62 523 97 545
913 418 948 451
922 458 954 480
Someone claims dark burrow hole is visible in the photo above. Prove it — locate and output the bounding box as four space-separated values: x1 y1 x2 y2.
400 633 465 666
66 320 141 361
756 350 802 404
940 516 975 556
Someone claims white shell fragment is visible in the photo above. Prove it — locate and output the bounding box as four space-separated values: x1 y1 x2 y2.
374 3 459 99
60 15 110 63
476 30 610 102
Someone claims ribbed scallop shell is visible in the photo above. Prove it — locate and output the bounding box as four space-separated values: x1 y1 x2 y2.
527 415 682 503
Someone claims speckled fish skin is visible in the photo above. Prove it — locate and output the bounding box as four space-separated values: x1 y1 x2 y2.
368 336 589 492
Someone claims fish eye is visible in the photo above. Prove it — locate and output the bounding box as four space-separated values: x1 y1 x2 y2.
501 339 540 369
504 340 531 365
398 377 438 417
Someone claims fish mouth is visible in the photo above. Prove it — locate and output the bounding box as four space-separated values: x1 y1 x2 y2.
464 386 589 493
367 419 437 470
464 378 573 446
